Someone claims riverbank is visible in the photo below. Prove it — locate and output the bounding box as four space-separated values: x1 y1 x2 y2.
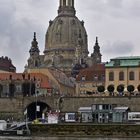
29 123 140 137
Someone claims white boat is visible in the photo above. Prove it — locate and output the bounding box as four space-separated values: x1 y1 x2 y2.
0 121 31 137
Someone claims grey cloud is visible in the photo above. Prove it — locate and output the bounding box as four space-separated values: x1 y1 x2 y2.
77 0 140 19
0 1 45 72
103 41 134 55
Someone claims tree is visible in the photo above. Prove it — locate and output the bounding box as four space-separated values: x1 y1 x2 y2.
127 85 134 96
137 85 140 92
107 85 115 96
97 85 105 94
117 85 124 96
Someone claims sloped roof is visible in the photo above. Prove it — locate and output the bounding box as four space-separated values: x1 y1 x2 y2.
76 64 105 81
0 56 16 72
106 56 140 67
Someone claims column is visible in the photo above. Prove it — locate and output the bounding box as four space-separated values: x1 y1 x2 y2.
66 0 68 6
60 0 62 6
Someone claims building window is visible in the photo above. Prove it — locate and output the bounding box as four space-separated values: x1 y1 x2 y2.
99 105 103 110
109 72 114 81
92 105 96 111
16 85 22 92
80 84 85 88
119 71 124 81
80 91 86 94
94 74 98 81
129 71 135 81
81 76 86 81
102 74 105 81
92 84 96 87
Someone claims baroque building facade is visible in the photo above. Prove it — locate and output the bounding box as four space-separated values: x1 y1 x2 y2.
76 64 105 96
105 56 140 93
26 0 102 76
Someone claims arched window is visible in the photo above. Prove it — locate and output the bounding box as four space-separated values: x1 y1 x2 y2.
119 71 124 81
129 71 135 81
109 72 114 81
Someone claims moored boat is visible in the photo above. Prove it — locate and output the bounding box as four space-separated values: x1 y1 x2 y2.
0 121 31 137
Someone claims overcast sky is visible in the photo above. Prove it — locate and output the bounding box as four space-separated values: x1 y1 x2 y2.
0 0 140 72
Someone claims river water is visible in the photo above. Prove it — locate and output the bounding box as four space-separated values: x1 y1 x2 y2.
0 137 139 140
31 138 140 140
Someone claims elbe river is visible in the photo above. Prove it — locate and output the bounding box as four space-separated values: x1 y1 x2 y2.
0 137 138 140
32 138 140 140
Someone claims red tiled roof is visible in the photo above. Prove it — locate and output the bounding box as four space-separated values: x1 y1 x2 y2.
0 73 51 89
76 64 105 81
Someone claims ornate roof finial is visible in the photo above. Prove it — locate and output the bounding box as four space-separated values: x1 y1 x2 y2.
29 32 40 54
33 32 36 41
96 36 98 44
94 36 100 52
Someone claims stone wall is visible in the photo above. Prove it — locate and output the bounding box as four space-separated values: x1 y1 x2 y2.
29 123 140 137
0 96 140 120
60 97 140 112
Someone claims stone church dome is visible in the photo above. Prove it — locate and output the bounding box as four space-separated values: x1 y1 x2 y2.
44 16 88 54
44 0 88 75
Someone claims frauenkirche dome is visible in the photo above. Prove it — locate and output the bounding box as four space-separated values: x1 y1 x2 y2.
26 0 102 76
44 0 88 74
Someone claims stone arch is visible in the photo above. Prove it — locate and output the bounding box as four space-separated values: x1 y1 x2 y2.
25 101 51 121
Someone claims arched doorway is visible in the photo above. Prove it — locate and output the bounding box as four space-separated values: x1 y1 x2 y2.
25 101 51 121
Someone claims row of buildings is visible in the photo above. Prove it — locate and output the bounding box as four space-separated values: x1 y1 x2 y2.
76 56 140 96
0 54 140 97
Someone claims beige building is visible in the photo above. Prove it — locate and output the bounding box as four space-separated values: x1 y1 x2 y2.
27 68 75 96
0 73 52 97
76 64 105 96
105 56 140 92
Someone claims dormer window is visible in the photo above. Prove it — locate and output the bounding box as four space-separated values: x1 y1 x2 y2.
81 76 86 81
114 59 120 66
94 74 98 81
102 74 105 80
